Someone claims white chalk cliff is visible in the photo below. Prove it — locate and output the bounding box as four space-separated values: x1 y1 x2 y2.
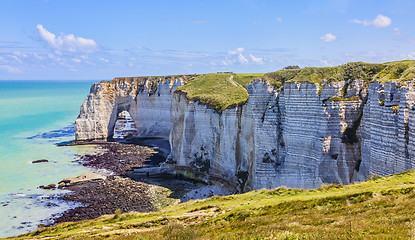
75 76 415 191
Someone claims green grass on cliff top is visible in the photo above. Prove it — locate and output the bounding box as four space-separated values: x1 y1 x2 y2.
173 60 415 113
174 73 260 113
12 170 415 239
264 60 415 86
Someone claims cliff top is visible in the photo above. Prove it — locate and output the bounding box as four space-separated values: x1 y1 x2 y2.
101 60 415 113
15 170 415 239
175 60 415 113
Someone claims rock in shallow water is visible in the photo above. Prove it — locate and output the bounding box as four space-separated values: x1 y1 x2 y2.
32 159 49 164
39 184 56 190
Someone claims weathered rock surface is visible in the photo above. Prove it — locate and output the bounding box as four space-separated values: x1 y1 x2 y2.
75 77 183 141
75 77 415 190
58 173 106 188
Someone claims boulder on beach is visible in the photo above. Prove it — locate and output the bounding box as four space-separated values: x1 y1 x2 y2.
58 173 106 188
32 159 49 164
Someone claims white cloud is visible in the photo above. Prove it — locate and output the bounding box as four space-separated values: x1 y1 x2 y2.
350 14 391 28
249 54 264 64
350 19 370 26
393 27 402 36
320 59 329 66
8 54 23 64
373 14 392 28
0 65 21 73
33 53 44 60
37 24 98 53
228 47 248 63
320 33 337 42
71 58 81 63
402 52 415 60
222 48 268 66
228 47 244 55
276 17 282 22
99 57 109 63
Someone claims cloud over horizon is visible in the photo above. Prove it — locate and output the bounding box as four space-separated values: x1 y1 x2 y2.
37 24 98 53
221 48 265 66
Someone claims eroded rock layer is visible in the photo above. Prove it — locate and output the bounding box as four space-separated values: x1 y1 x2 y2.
75 77 415 191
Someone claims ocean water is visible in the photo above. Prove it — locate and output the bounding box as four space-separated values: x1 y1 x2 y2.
0 80 98 237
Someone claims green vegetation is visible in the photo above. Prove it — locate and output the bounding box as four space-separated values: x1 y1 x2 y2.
327 96 361 102
391 105 400 113
175 73 250 113
264 62 386 86
264 60 415 87
374 60 415 83
12 170 415 239
234 73 265 87
283 65 301 70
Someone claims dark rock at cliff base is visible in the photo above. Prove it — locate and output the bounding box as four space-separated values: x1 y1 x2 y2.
32 159 49 164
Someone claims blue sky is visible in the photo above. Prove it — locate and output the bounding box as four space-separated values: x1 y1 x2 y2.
1 0 415 80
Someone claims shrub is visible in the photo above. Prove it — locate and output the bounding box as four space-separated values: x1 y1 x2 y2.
113 209 122 219
327 96 360 102
283 65 300 70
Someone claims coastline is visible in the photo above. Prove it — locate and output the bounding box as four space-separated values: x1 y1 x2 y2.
49 139 233 226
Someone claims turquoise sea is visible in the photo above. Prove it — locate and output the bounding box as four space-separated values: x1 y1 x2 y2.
0 80 98 237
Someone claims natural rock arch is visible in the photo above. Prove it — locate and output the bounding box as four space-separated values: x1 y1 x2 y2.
107 103 135 139
75 77 183 142
112 110 138 139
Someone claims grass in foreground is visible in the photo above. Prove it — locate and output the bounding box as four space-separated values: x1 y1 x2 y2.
11 170 415 239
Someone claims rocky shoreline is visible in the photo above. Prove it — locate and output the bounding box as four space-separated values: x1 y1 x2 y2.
53 175 165 223
49 139 232 226
49 140 170 224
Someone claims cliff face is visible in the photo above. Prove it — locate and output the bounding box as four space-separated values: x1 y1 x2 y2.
75 77 415 191
358 82 415 180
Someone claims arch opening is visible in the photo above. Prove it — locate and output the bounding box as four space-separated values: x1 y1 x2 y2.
113 110 138 139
